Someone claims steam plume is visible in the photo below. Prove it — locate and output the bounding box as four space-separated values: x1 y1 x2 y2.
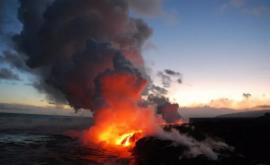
14 0 152 110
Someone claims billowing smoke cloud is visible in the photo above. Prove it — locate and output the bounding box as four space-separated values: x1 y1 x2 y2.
158 71 171 88
143 69 183 123
0 68 20 80
147 95 182 123
158 69 182 88
158 103 181 123
0 0 183 125
13 0 154 110
0 51 29 72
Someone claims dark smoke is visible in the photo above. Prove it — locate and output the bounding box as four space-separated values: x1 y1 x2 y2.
164 69 181 76
0 68 20 80
13 0 152 110
177 78 182 84
147 95 182 123
32 80 67 106
158 71 171 88
1 0 181 122
243 93 252 99
144 69 183 123
149 85 168 96
158 102 181 123
0 51 29 72
158 69 182 88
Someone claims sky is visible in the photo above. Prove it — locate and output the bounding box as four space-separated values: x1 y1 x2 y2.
0 0 270 111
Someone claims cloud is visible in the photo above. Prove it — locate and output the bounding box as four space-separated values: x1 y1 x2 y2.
220 0 270 16
180 106 236 118
208 98 234 109
200 94 270 110
247 5 270 16
0 68 20 80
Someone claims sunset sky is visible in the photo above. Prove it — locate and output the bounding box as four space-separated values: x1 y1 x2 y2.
0 0 270 111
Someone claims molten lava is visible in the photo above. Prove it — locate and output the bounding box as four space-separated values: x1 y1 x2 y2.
83 105 161 156
97 124 143 148
115 130 143 147
82 72 163 156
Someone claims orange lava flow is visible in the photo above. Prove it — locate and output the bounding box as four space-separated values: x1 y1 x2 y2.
82 104 161 157
82 72 163 156
100 129 143 148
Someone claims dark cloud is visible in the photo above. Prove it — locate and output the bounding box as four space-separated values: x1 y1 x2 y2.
0 68 20 80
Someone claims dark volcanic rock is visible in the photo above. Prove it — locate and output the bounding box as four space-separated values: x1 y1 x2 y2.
191 116 270 165
132 124 252 165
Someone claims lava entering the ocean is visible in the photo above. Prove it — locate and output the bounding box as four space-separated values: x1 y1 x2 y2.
82 71 165 156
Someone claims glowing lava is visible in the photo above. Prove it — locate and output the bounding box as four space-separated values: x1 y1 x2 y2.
97 124 143 149
116 130 142 147
115 130 143 147
82 72 163 156
82 104 161 155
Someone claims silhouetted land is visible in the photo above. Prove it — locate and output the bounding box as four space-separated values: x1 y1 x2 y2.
134 114 270 165
190 114 270 164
